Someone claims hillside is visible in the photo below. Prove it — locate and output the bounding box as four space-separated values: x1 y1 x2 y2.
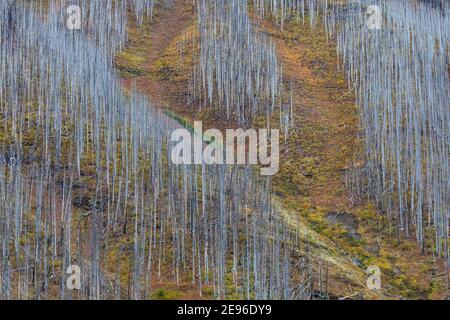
115 0 449 299
0 0 448 300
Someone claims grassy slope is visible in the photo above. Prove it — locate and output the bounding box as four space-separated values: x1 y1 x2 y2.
257 16 447 299
5 0 445 300
114 1 448 299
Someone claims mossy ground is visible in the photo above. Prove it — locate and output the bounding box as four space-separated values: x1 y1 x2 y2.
256 14 448 299
4 0 441 300
112 2 450 299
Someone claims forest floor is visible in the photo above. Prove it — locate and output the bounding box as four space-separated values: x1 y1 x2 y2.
115 0 448 299
256 16 448 300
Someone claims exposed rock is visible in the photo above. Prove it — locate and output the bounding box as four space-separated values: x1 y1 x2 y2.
326 212 362 241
